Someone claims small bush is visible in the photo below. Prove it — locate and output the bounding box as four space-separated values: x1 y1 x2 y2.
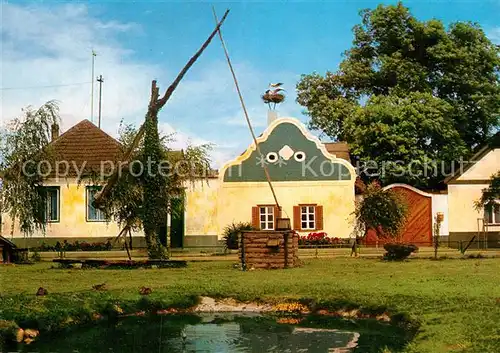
383 243 418 261
223 222 256 250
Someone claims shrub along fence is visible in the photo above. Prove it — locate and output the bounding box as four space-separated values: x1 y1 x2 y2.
34 240 113 252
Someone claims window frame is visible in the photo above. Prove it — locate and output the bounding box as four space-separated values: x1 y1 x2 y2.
86 186 106 222
299 204 316 231
258 205 275 231
485 201 500 225
43 186 60 223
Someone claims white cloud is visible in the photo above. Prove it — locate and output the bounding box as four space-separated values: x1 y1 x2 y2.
0 3 306 169
0 3 165 132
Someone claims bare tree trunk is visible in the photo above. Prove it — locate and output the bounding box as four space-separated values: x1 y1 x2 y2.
124 235 131 261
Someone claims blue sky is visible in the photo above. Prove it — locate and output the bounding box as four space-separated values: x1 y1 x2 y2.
1 0 499 166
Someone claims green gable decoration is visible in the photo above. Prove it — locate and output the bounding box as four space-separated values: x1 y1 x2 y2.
223 121 352 182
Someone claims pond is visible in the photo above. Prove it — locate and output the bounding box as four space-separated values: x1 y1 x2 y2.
17 313 412 353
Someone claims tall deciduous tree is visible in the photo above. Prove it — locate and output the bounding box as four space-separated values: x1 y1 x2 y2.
297 2 500 187
343 92 467 187
0 101 60 236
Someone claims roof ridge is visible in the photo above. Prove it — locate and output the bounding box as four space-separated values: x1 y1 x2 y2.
445 133 500 184
50 119 121 148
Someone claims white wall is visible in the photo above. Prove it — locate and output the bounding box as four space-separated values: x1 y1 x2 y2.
432 194 449 236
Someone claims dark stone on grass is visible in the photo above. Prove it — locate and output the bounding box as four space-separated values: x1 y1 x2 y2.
92 283 107 291
36 287 48 296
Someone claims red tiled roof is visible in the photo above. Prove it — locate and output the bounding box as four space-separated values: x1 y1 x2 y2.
323 142 350 161
48 120 122 177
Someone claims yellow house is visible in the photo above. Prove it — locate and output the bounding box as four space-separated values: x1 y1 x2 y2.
1 116 357 248
446 133 500 247
184 117 357 246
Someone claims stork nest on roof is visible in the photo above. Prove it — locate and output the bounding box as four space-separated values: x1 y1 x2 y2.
261 92 285 105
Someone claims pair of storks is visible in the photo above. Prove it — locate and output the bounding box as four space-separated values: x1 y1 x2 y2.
265 82 285 95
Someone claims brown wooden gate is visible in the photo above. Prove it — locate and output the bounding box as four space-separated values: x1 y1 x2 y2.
365 185 432 246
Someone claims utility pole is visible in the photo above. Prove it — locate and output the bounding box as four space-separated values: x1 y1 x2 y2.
97 75 104 128
90 50 97 123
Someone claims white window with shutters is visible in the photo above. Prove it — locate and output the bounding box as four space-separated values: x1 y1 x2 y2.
300 205 316 230
294 204 324 231
259 206 275 230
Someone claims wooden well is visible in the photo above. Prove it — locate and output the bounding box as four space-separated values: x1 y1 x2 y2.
239 230 299 270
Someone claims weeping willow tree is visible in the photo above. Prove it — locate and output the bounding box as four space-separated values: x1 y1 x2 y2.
0 101 60 236
84 121 212 259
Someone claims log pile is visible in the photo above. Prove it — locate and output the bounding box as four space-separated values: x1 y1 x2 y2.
240 231 299 270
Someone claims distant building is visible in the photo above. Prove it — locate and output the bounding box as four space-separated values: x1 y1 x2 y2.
445 133 500 247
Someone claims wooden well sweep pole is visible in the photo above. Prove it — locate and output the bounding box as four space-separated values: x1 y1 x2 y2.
212 7 281 215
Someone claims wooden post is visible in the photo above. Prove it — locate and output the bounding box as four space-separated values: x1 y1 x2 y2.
284 232 289 268
240 232 246 271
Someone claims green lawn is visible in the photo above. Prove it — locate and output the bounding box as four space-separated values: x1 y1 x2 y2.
1 258 499 353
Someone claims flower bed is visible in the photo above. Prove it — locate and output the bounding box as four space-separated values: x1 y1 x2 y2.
298 232 350 247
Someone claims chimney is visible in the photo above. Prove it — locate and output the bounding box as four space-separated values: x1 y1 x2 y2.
267 110 278 126
51 123 60 141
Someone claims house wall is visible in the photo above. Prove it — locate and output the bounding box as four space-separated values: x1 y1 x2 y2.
448 183 500 245
432 194 449 236
448 184 485 234
184 179 220 246
1 178 142 247
216 180 355 238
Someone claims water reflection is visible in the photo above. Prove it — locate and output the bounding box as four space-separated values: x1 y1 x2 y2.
17 313 409 353
176 315 359 352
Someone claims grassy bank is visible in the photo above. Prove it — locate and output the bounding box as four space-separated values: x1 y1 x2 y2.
1 258 499 352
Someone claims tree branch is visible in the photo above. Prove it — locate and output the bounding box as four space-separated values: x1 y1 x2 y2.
156 9 230 109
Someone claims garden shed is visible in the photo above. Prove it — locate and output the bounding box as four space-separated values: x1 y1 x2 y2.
0 235 17 263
